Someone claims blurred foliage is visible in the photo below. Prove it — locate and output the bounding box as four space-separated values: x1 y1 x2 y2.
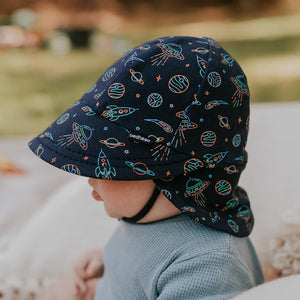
221 37 300 59
0 13 299 136
0 50 119 136
0 0 282 14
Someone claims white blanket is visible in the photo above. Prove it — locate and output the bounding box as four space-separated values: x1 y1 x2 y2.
0 102 299 299
0 177 118 299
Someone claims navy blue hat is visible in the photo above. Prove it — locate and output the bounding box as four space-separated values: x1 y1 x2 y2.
29 36 253 237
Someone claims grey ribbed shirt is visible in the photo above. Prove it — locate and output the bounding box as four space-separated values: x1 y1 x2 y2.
95 214 264 299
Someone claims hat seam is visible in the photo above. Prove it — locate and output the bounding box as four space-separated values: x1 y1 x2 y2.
80 101 208 159
36 136 246 168
171 39 212 135
36 137 188 166
81 107 247 167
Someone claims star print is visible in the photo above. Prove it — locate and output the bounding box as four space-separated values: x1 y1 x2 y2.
205 91 209 95
96 102 100 107
185 64 190 67
191 151 195 156
136 94 140 98
84 156 89 160
166 171 171 176
156 75 162 82
51 157 56 163
238 117 242 124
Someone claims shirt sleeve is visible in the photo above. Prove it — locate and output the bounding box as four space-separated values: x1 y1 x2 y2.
156 251 256 300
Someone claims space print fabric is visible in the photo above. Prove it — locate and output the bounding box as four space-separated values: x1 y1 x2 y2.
29 36 253 237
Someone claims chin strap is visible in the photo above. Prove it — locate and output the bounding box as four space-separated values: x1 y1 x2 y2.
122 186 160 224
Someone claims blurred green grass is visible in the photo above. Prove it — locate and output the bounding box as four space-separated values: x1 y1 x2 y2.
221 36 300 60
0 17 300 136
0 50 119 136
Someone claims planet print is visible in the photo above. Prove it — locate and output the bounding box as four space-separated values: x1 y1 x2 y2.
147 93 163 108
102 67 116 81
200 131 216 147
99 138 126 149
207 72 221 88
215 180 232 196
61 164 81 175
129 69 144 85
224 165 239 174
191 47 209 54
184 158 204 174
232 134 241 147
218 115 230 129
108 83 125 99
125 161 155 176
168 75 189 93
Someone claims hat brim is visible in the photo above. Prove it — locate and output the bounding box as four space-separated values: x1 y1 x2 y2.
28 99 191 180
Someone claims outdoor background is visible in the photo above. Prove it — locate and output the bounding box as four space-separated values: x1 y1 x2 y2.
0 0 299 136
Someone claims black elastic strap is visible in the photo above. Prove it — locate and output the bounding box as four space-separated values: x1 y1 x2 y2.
122 186 160 224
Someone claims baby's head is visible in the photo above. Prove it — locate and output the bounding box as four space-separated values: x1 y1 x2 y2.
29 36 253 237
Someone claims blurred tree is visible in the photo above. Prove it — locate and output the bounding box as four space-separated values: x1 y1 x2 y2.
0 0 282 14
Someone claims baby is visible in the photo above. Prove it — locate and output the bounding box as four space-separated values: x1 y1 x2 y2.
29 36 264 299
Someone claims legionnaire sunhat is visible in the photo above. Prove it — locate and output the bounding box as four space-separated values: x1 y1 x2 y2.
29 36 254 237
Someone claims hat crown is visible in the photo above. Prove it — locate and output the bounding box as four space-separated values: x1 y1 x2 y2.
82 36 249 167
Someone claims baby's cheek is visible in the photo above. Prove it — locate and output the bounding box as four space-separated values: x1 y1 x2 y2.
102 201 122 218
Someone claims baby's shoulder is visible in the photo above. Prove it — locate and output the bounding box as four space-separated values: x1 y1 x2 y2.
155 215 239 255
162 217 259 274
